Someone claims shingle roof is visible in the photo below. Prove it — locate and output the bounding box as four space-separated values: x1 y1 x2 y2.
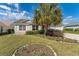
65 22 79 27
0 21 7 28
12 19 32 26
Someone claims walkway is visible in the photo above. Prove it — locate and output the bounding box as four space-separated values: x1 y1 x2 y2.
64 33 79 41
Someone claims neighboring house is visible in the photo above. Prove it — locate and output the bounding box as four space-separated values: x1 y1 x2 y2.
12 19 41 34
64 22 79 31
65 22 79 29
0 21 8 34
48 23 64 31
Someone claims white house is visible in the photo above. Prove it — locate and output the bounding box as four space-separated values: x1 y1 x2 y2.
13 19 41 34
64 22 79 31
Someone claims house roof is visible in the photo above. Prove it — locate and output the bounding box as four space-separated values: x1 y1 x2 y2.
0 21 8 28
12 19 32 26
65 22 79 27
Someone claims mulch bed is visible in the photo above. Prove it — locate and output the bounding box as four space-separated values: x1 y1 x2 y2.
15 44 54 56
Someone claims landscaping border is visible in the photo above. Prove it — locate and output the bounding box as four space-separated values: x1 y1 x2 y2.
12 43 57 56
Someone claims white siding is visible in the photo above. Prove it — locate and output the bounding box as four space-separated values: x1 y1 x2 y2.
14 25 32 34
48 26 64 31
26 25 32 31
38 26 42 30
65 26 79 29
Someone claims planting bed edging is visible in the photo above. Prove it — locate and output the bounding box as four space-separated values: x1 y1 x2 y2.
12 44 57 56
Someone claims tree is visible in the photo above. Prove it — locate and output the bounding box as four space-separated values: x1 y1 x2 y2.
33 3 62 35
32 9 42 30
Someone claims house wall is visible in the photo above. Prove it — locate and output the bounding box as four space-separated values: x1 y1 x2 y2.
48 26 64 31
38 26 42 30
14 25 32 34
65 26 79 29
0 27 7 33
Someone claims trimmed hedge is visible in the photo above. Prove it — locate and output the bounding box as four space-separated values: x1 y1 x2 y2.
26 30 39 35
64 28 73 31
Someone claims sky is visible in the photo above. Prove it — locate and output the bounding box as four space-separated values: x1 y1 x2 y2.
0 3 79 25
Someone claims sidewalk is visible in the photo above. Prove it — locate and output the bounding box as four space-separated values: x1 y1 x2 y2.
64 33 79 41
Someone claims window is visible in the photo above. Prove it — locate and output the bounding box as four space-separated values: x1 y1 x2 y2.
23 25 26 30
36 25 38 30
19 25 26 30
19 25 22 30
32 25 38 30
32 25 36 30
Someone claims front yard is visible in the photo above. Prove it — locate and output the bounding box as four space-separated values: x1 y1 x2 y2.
0 34 79 56
65 31 79 34
64 28 79 34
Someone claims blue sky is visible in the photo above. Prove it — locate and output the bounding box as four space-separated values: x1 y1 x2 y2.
0 3 79 24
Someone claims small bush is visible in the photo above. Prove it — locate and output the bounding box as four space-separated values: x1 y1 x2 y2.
7 29 14 34
38 30 44 34
0 32 8 35
64 28 73 31
75 28 79 32
26 30 39 35
46 29 63 37
53 30 63 37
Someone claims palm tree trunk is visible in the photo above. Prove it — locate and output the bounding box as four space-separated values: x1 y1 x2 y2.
44 24 48 35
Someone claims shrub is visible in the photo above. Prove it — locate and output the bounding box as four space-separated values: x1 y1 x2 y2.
64 28 73 31
26 30 39 35
53 29 63 37
46 29 63 37
7 29 14 34
0 32 8 35
75 28 79 32
38 30 44 34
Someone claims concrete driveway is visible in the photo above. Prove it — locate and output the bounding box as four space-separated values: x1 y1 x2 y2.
64 33 79 41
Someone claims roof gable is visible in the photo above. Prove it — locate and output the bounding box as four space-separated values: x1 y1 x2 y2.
0 21 7 27
13 19 32 26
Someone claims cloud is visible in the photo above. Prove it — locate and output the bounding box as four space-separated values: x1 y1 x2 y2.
0 3 32 22
0 5 11 10
7 3 19 12
66 16 72 19
63 16 73 21
14 4 19 9
63 22 68 25
63 16 79 25
0 12 7 16
63 16 73 24
14 3 19 12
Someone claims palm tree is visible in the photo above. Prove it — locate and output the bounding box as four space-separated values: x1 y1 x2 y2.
50 4 62 26
32 9 42 30
33 3 62 35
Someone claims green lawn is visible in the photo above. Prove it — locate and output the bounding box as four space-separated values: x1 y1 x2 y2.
65 31 79 34
0 34 79 56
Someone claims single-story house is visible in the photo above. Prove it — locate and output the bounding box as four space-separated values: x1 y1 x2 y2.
12 19 41 34
0 21 8 34
64 22 79 31
65 22 79 28
12 19 63 34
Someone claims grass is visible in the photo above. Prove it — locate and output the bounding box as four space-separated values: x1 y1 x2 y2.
0 34 79 56
35 34 78 43
64 28 79 34
64 31 79 34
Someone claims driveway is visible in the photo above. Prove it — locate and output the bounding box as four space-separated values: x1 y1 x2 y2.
64 33 79 41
